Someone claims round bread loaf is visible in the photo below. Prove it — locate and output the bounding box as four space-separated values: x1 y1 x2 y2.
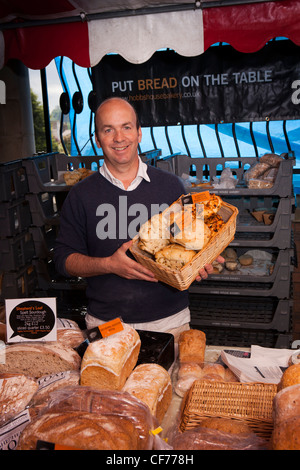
277 363 300 391
199 417 251 435
273 384 300 425
271 415 300 450
0 342 81 379
18 411 141 450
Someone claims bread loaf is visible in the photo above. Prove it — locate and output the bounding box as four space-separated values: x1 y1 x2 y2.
30 370 80 406
271 415 300 450
277 363 300 391
199 417 252 435
138 212 170 255
0 342 81 378
17 411 141 450
123 363 172 424
80 323 141 390
155 243 196 270
0 373 38 424
273 384 300 426
45 386 156 450
178 329 206 364
56 318 85 349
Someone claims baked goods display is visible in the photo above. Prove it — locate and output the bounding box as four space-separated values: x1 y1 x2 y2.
122 363 172 424
1 316 299 451
138 192 225 268
80 323 141 390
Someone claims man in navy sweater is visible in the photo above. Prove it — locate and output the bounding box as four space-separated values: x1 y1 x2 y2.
54 97 220 339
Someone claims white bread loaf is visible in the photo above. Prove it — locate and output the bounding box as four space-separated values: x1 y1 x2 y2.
0 373 38 425
17 411 141 450
0 342 81 379
123 363 172 424
80 323 141 390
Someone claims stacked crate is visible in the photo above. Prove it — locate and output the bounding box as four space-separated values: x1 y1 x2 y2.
21 152 103 325
171 154 295 349
0 160 37 302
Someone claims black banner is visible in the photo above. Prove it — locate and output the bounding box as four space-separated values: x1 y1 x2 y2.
91 40 300 127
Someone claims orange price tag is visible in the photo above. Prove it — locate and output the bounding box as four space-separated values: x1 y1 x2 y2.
191 191 210 204
98 318 124 338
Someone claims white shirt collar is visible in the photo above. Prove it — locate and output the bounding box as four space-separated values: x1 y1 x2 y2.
99 156 150 191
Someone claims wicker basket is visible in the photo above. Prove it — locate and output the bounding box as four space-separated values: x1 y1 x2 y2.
130 193 238 290
180 380 277 439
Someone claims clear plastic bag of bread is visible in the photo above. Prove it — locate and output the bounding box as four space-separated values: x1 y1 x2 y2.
168 418 269 450
39 385 168 450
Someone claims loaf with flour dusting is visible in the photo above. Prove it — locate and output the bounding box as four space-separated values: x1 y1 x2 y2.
123 363 172 424
0 373 38 424
80 323 141 390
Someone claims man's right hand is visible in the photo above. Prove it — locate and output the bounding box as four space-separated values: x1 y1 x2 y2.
107 240 158 282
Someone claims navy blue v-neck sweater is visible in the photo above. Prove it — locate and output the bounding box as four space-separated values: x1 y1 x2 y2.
54 166 189 323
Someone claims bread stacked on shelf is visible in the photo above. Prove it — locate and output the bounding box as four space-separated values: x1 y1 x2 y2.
243 153 285 189
63 167 95 186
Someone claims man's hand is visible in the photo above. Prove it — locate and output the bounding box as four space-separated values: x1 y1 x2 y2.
195 255 225 282
107 240 158 282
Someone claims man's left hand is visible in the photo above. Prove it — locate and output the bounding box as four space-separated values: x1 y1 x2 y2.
195 255 224 282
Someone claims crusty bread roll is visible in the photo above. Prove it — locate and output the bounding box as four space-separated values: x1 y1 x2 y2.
123 363 172 424
177 362 203 380
155 243 196 270
0 342 81 379
271 415 300 450
178 329 206 364
277 363 300 391
17 411 141 450
80 323 141 390
170 217 211 251
0 373 38 424
138 212 170 255
201 363 226 380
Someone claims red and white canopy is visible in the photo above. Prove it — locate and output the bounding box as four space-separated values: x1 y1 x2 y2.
0 0 300 69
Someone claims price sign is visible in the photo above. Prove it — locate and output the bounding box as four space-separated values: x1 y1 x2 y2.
5 298 57 343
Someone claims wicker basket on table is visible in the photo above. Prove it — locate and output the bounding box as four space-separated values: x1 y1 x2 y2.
180 380 277 440
130 193 239 291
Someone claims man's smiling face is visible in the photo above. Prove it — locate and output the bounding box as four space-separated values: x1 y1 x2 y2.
95 98 142 171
